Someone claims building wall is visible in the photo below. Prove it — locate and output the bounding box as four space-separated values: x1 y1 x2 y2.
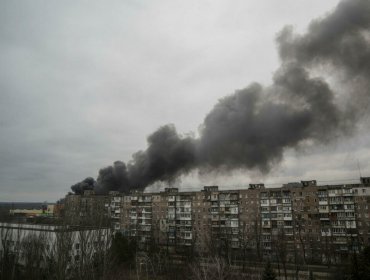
354 186 370 245
64 191 109 226
63 177 370 261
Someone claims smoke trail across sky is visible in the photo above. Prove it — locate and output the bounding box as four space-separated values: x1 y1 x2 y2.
71 0 370 194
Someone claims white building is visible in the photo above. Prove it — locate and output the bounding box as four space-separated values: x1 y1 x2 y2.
0 222 111 267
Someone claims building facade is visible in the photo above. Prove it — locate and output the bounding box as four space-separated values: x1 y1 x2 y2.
64 177 370 262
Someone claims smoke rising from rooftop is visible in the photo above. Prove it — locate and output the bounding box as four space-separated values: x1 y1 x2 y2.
72 0 370 194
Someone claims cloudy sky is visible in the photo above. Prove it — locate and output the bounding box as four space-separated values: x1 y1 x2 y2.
1 0 369 202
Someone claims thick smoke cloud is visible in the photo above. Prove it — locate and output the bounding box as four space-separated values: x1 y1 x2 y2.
71 177 96 194
276 0 370 118
71 0 370 194
127 125 197 188
94 161 129 194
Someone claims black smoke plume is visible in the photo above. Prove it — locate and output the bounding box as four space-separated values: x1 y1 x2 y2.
71 0 370 194
94 161 129 194
71 177 96 194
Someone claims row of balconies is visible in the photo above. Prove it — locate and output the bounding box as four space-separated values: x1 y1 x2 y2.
176 208 192 213
176 216 192 221
138 198 152 203
175 226 192 231
137 225 152 232
176 239 192 246
137 215 152 219
177 233 193 239
176 195 192 201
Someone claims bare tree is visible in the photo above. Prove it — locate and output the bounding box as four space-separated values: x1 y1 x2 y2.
20 232 48 280
189 256 230 280
272 228 288 280
52 225 74 280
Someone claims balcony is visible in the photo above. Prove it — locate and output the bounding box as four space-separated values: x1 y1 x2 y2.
328 192 339 197
330 209 344 213
332 232 346 237
321 231 332 237
261 201 270 207
138 226 152 232
343 192 353 196
333 239 347 244
343 200 354 204
269 199 277 205
138 198 151 203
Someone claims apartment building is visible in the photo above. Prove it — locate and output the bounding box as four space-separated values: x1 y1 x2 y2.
64 190 109 226
288 181 321 263
192 188 211 251
121 191 153 250
106 191 122 232
151 192 168 246
318 184 358 260
200 186 240 256
260 187 294 256
354 177 370 246
63 177 370 262
239 184 262 259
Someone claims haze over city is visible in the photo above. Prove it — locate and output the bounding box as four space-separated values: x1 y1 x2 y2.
1 0 370 202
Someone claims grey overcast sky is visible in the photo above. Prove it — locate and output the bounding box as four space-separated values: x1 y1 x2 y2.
1 0 369 202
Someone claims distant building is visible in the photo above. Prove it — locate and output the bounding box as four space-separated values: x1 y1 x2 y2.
9 204 55 218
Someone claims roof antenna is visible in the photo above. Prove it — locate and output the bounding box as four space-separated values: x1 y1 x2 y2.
357 159 362 178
